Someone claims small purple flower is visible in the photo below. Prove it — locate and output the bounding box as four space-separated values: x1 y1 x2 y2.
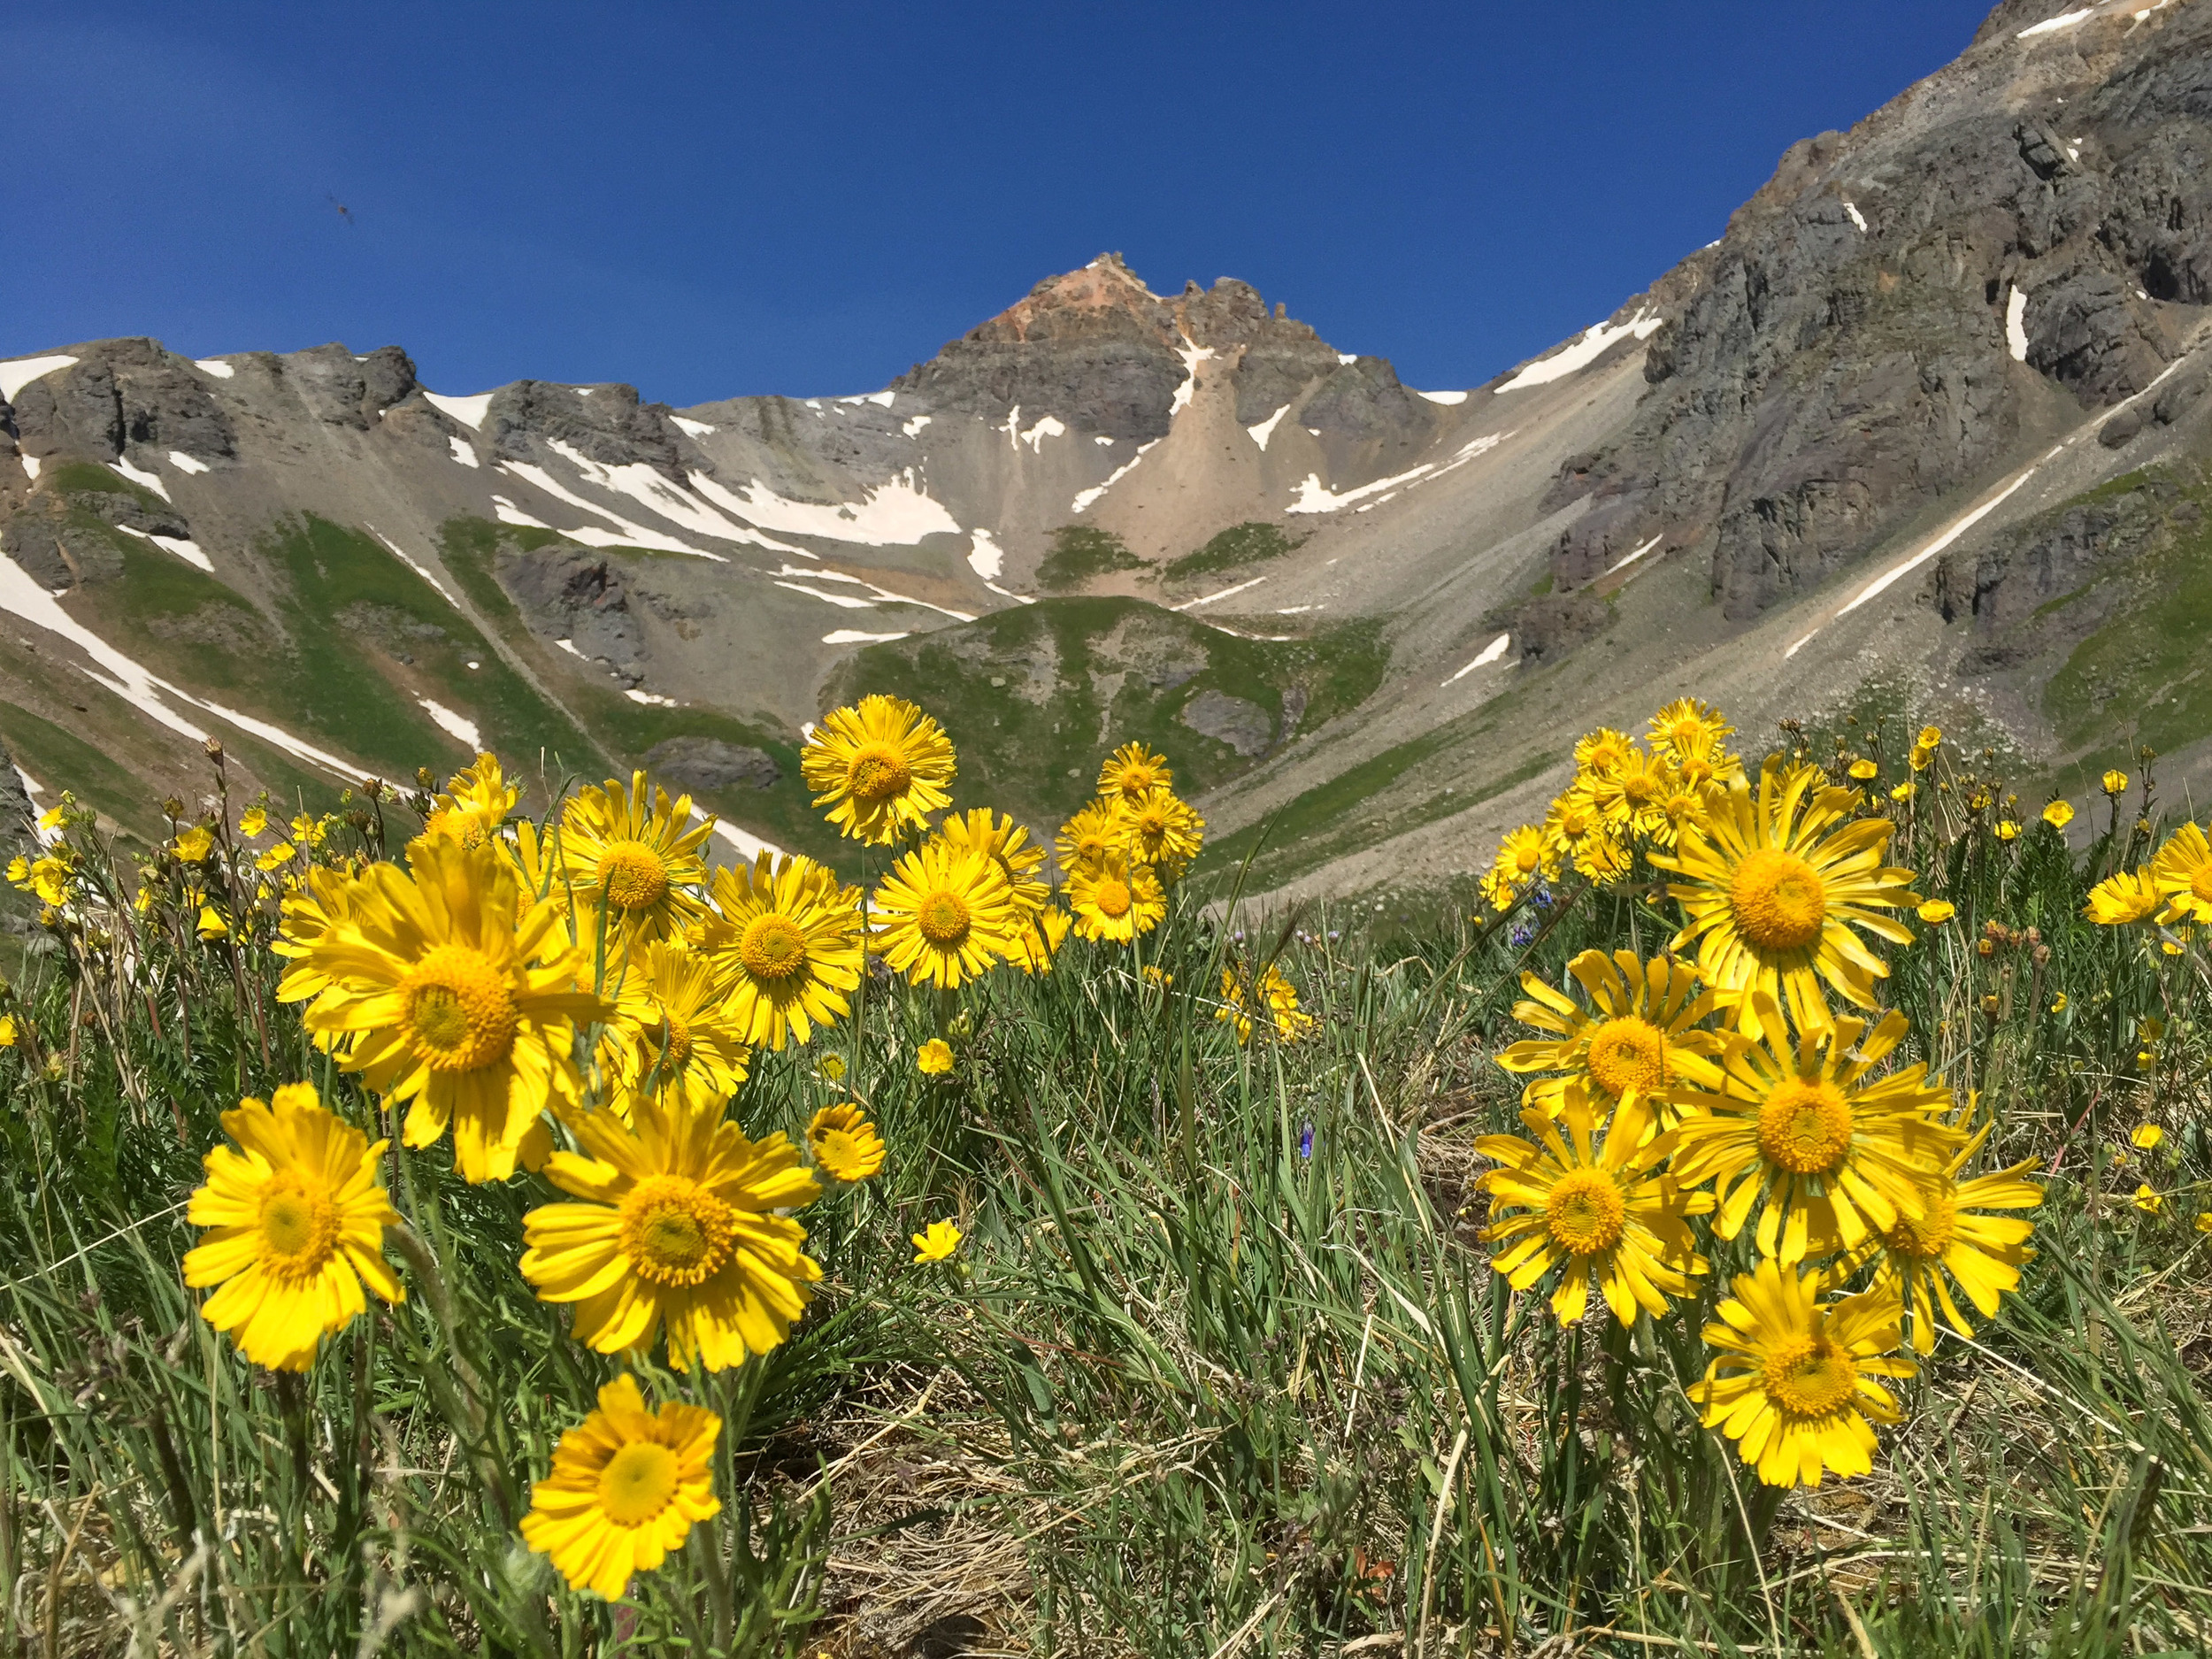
1509 923 1535 947
1299 1123 1315 1159
1531 882 1554 910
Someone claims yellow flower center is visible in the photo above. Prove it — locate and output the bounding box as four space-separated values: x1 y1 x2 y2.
1761 1333 1859 1418
816 1131 870 1181
2192 866 2212 903
1094 878 1133 919
1728 849 1828 951
618 1175 736 1287
1544 1169 1626 1256
1584 1017 1669 1098
596 1440 680 1526
916 888 972 945
1883 1187 1958 1259
738 913 809 981
847 745 912 803
1665 717 1701 749
401 945 519 1072
651 1012 694 1070
1513 842 1540 875
1586 741 1625 776
597 841 671 912
424 806 492 849
1756 1078 1854 1176
257 1174 337 1275
1622 772 1662 809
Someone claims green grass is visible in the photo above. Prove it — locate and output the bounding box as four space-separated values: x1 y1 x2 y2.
826 597 1389 830
42 459 167 510
1162 521 1305 582
0 700 165 840
1035 524 1148 590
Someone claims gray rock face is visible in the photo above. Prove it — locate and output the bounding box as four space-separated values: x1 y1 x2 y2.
286 343 418 429
0 735 34 856
1543 4 2212 622
9 338 234 463
643 736 780 794
484 380 687 482
1299 357 1437 446
2 511 125 589
1179 688 1274 757
499 546 647 684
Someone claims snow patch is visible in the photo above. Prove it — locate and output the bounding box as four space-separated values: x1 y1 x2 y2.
672 416 716 438
690 470 962 547
193 358 235 380
491 495 553 530
626 689 679 707
114 525 213 572
500 456 730 560
1839 472 2038 618
425 391 495 431
1071 440 1159 514
1247 406 1291 450
689 803 780 861
837 390 896 408
167 451 210 475
556 639 585 658
823 629 910 645
2007 287 2031 362
1442 634 1512 686
901 415 932 438
966 527 1004 581
0 355 78 403
1172 575 1267 611
1170 342 1217 417
372 531 460 608
2018 7 2093 36
775 581 878 611
1018 413 1066 452
1417 388 1470 405
1605 534 1665 575
1493 309 1665 394
109 458 171 502
1287 463 1434 514
1844 201 1869 234
1094 434 1114 446
1336 352 1358 365
419 699 482 749
449 435 480 468
19 455 39 480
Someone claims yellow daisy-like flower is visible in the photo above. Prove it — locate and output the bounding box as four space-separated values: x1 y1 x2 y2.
558 772 712 941
1477 1090 1713 1325
2147 821 2212 926
807 1102 886 1183
1490 826 1556 891
277 838 603 1184
1917 900 1955 925
1120 787 1206 879
1668 995 1962 1263
697 852 863 1049
519 1375 721 1600
1651 760 1918 1038
1540 787 1605 869
916 1038 955 1076
1008 905 1073 975
1648 699 1735 765
801 695 956 845
420 751 519 849
1217 963 1315 1045
1689 1258 1913 1488
1056 798 1129 880
520 1094 822 1371
2084 867 2161 926
1573 727 1637 779
872 839 1020 987
239 805 270 838
911 1219 963 1262
1496 949 1724 1123
2043 800 2075 829
602 940 752 1115
181 1085 403 1371
1097 741 1173 805
1067 849 1166 943
1870 1123 2040 1354
1586 745 1673 841
939 807 1050 915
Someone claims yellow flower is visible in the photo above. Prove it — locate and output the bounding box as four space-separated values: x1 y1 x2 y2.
1908 746 1933 773
1689 1258 1913 1488
277 839 603 1183
817 1052 847 1083
2196 1211 2212 1234
872 839 1020 987
2042 800 2074 829
292 813 331 849
1217 964 1316 1045
1916 726 1942 750
257 841 297 872
916 1038 954 1076
1540 786 1604 866
1651 761 1919 1039
2102 770 2130 796
696 852 863 1048
1573 727 1637 779
181 1085 403 1371
174 826 214 863
1993 820 2021 842
1870 1122 2040 1353
1917 900 1955 925
938 807 1050 915
2131 1122 2164 1150
602 941 752 1115
1067 849 1166 943
1647 699 1735 765
801 695 956 844
2049 994 2068 1014
910 1219 963 1263
521 1094 822 1370
1098 741 1175 805
1668 995 1962 1263
1056 798 1129 880
1585 745 1675 841
519 1375 721 1600
4 856 25 885
807 1102 886 1183
1490 826 1555 890
239 806 270 838
1478 1089 1712 1325
0 1014 14 1048
559 772 712 941
196 904 230 941
1009 905 1073 975
2084 868 2161 926
2147 821 2212 926
1142 964 1172 988
1847 758 1878 782
1119 787 1206 879
1890 781 1915 803
421 752 519 849
1497 949 1724 1123
2132 1184 2163 1215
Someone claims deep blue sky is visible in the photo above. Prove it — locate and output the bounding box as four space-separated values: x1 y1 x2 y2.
2 1 1995 408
